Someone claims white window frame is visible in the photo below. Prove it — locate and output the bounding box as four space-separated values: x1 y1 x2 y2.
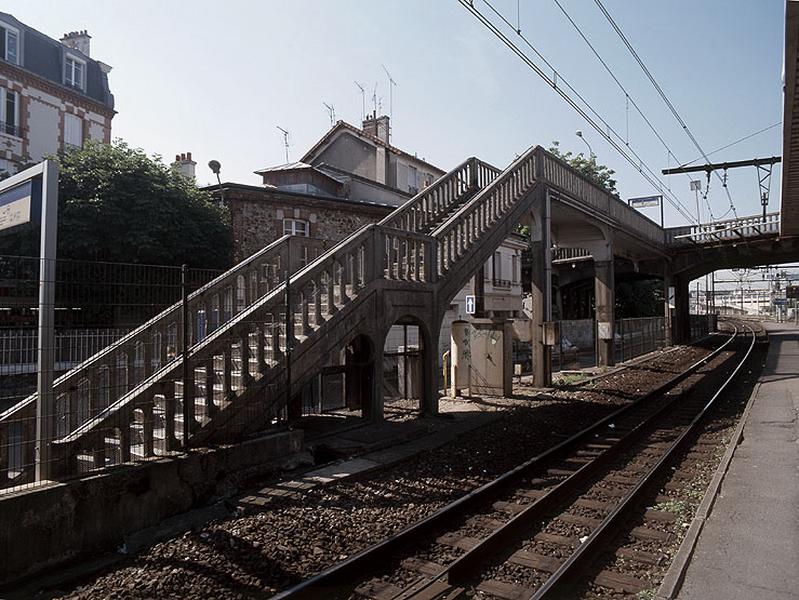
283 218 309 237
3 23 19 65
408 165 419 194
0 87 19 138
64 54 86 90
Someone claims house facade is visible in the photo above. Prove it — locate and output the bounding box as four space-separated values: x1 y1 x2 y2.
0 13 115 174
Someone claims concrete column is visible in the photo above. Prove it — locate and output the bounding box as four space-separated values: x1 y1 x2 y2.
529 240 547 386
673 276 691 344
420 321 440 416
450 320 470 398
594 259 615 367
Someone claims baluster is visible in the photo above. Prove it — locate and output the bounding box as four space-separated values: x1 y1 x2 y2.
182 358 197 435
141 398 155 457
256 325 266 372
204 359 217 416
413 240 421 281
162 383 179 451
270 317 283 361
313 278 324 326
222 346 235 397
142 336 153 381
339 261 351 303
402 239 410 280
241 332 253 385
301 286 312 336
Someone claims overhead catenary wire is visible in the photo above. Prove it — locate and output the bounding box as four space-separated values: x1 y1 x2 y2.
678 121 782 168
457 0 701 225
551 0 711 222
593 0 736 221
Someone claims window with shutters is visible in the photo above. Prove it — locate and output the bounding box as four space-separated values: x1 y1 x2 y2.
0 88 19 137
1 24 19 65
64 113 83 148
64 55 85 89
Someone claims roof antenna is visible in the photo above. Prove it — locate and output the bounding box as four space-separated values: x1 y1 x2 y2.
276 125 290 163
372 82 378 116
323 102 336 127
354 81 365 121
381 64 397 119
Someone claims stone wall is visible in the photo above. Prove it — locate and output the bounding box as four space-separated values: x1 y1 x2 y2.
222 185 391 262
0 429 305 586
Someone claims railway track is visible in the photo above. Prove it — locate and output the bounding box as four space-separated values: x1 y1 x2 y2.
273 322 757 600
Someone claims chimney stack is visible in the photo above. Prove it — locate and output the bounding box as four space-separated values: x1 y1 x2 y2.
171 152 196 180
60 30 92 57
362 112 390 144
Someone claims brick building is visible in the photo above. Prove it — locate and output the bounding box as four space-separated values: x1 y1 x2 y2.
0 13 115 173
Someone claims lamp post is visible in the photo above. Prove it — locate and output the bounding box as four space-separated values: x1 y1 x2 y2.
575 130 593 158
208 159 224 204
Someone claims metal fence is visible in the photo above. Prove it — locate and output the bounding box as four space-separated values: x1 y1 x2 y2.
0 255 221 491
614 317 666 364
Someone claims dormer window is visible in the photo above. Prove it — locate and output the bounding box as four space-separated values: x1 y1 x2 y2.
1 24 19 65
64 55 85 89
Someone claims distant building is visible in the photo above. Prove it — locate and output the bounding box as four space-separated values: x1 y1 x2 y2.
0 13 115 173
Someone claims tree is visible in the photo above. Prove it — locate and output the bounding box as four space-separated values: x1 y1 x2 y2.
0 140 232 270
548 140 618 196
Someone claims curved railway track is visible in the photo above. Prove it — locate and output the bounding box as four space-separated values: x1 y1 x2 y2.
272 321 758 600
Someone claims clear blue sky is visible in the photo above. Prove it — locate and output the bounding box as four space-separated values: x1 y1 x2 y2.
5 0 786 228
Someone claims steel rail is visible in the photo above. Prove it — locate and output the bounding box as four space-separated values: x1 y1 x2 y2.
270 333 735 600
531 322 755 599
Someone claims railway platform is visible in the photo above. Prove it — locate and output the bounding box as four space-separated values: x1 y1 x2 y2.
676 322 799 600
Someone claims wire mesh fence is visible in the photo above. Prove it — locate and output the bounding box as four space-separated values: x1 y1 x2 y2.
0 254 221 492
614 317 666 364
0 235 339 493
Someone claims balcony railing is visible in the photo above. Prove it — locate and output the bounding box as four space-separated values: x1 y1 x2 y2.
0 122 23 138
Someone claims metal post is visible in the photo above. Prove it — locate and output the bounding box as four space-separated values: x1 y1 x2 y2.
660 196 664 228
403 324 409 401
285 237 292 419
181 264 190 449
543 190 552 384
35 160 58 482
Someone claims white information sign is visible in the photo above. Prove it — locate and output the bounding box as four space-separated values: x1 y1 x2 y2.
465 295 476 315
0 181 34 232
628 195 661 208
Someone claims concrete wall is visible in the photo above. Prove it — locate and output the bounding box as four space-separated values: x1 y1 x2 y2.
0 429 304 586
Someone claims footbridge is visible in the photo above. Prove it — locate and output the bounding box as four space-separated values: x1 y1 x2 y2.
2 144 798 490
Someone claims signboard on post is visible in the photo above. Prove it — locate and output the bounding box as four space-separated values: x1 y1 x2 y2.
628 194 664 227
628 195 661 208
465 295 476 315
0 161 59 482
0 179 41 233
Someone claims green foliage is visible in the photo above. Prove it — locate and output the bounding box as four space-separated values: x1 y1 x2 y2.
548 140 618 196
616 279 664 317
0 140 232 270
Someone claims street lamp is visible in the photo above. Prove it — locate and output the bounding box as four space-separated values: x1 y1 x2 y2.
575 130 593 158
208 159 224 204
